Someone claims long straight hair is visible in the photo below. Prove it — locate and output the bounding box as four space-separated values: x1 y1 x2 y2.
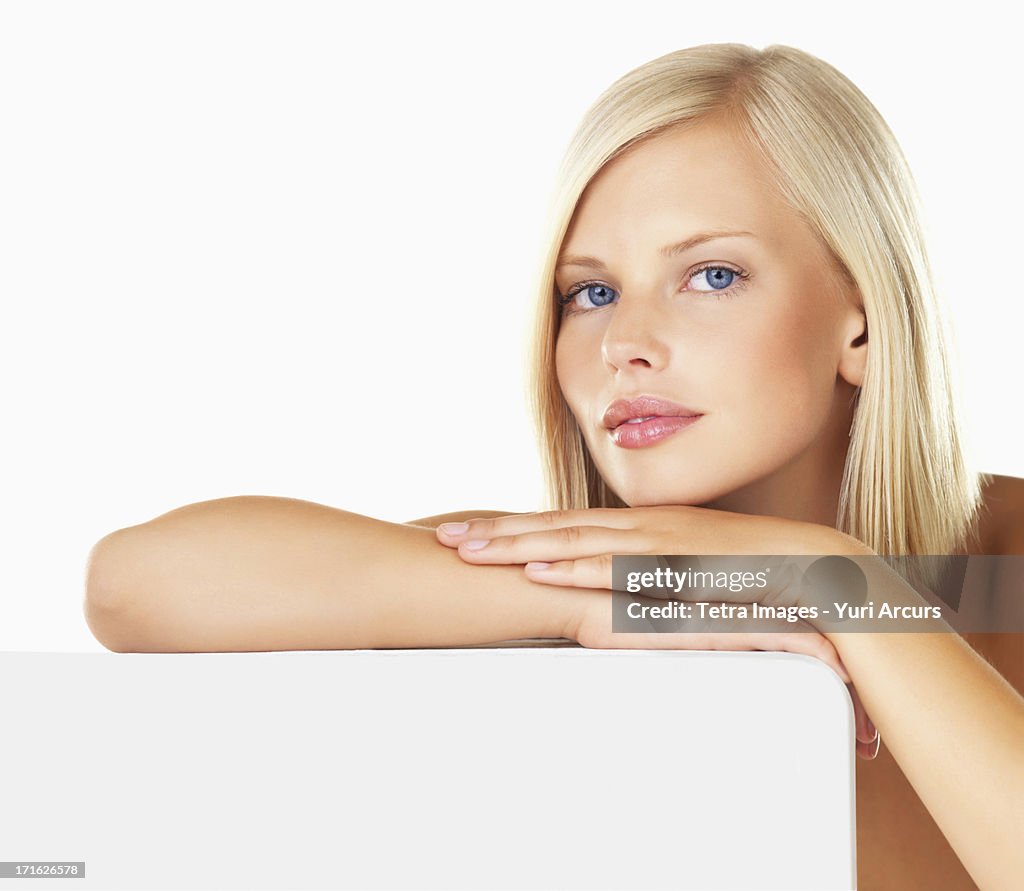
526 43 986 557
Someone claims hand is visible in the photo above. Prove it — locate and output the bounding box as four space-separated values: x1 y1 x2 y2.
436 505 880 760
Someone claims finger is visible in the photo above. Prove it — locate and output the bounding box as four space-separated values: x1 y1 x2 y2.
857 733 881 761
588 612 852 684
453 525 646 564
848 682 878 745
436 509 639 544
524 553 779 604
524 554 613 589
524 555 775 595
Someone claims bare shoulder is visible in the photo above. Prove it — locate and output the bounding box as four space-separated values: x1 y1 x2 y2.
403 509 529 529
976 473 1024 555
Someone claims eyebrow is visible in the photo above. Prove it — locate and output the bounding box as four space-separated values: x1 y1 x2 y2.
555 229 757 272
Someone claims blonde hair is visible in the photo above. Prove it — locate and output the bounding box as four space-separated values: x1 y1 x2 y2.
526 43 986 557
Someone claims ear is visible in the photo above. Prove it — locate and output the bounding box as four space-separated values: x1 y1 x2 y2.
838 308 868 388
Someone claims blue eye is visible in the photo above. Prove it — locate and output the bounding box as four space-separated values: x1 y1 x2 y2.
694 267 736 290
558 263 750 315
560 283 619 313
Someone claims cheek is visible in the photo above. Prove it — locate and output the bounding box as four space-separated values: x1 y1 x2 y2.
722 313 837 436
554 329 592 407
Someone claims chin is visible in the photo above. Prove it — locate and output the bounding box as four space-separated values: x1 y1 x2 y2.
606 476 727 509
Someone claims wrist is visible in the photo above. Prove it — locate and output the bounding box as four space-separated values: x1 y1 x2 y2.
809 550 949 646
562 589 607 646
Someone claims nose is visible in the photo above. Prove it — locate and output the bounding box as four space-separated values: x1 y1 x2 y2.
600 292 671 373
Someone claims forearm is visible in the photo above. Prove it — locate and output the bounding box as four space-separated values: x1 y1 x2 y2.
815 535 1024 889
833 628 1024 888
85 496 581 653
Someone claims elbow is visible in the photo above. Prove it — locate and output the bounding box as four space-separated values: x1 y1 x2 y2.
83 530 147 652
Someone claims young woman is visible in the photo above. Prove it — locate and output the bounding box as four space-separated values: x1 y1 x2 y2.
85 44 1023 889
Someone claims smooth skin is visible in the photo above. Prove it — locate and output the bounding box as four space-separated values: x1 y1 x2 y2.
552 116 866 525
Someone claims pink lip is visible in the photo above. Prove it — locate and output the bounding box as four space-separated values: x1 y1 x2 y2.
610 415 702 448
602 394 703 430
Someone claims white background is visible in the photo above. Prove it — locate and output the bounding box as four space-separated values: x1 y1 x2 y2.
2 0 1021 652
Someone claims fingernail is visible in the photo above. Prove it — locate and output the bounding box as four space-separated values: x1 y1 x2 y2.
438 522 469 535
526 562 551 571
867 719 876 738
463 539 490 550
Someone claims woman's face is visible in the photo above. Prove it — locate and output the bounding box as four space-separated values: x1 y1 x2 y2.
554 118 867 520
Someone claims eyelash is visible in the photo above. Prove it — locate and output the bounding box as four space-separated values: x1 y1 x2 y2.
557 263 751 315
